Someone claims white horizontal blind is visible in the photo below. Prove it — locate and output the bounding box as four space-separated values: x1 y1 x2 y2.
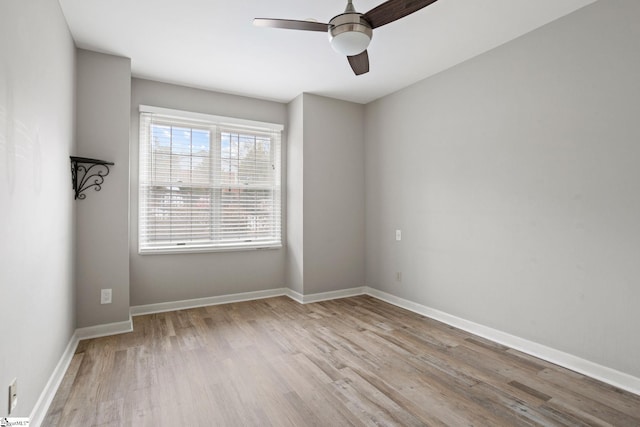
139 109 282 253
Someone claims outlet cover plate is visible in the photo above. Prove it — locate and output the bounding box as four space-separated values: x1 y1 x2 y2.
101 288 112 304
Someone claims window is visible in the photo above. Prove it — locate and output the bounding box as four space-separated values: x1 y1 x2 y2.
138 106 282 254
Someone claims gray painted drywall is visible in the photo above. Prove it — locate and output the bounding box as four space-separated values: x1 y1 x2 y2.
365 0 640 377
285 94 365 295
129 79 287 305
302 94 365 294
75 50 131 327
0 0 76 416
286 94 304 294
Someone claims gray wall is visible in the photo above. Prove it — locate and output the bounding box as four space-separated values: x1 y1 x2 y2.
303 94 365 294
285 94 365 295
76 50 131 327
365 0 640 378
286 94 304 294
129 78 288 305
0 0 76 416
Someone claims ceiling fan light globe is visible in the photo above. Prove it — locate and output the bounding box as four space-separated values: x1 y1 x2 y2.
330 31 371 56
328 13 373 56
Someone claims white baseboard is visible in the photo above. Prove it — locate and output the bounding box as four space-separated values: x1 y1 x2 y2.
29 315 133 426
130 288 289 316
29 332 79 427
130 287 367 313
286 288 304 304
75 315 134 340
83 286 640 395
286 286 366 304
364 287 640 396
32 284 640 427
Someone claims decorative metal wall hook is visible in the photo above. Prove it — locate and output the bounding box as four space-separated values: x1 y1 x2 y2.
70 156 115 200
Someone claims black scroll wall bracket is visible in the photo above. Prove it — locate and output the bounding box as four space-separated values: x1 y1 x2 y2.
70 156 115 200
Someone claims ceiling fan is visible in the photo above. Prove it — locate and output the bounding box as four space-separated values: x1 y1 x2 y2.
254 0 439 76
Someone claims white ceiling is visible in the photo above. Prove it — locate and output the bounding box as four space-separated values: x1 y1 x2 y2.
58 0 596 104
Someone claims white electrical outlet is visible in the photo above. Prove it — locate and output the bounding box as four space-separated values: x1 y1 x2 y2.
396 272 402 282
395 229 402 241
100 288 112 304
9 378 17 414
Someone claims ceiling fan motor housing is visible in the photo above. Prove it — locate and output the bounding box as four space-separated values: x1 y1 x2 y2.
328 13 373 56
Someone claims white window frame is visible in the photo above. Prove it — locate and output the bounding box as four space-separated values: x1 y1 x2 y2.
138 105 283 255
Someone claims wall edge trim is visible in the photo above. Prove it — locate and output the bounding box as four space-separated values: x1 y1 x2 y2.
75 315 134 340
130 288 289 316
29 332 79 427
285 288 304 304
286 286 366 304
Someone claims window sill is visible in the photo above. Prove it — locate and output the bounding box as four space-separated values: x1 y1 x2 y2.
138 243 282 256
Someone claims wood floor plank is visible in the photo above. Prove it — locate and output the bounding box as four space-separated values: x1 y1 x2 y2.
43 296 640 427
449 339 640 426
537 367 640 418
44 352 84 426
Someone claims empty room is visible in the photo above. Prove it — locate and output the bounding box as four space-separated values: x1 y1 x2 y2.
1 0 639 425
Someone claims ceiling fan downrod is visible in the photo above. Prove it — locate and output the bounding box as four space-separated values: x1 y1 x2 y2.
344 0 357 13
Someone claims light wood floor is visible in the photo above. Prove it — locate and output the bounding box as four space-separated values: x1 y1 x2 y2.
44 296 640 426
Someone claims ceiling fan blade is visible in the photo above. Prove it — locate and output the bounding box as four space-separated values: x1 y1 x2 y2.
348 50 370 76
363 0 439 29
253 18 329 32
